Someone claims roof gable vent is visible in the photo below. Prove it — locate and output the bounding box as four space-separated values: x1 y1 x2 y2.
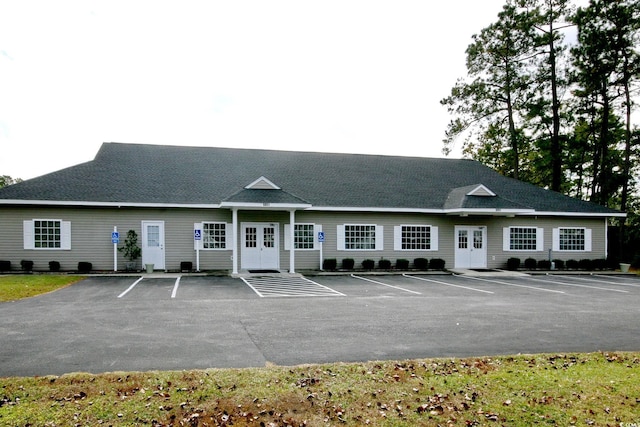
467 184 496 197
245 176 280 190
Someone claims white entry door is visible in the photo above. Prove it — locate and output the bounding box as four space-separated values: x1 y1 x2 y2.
142 221 165 270
454 226 487 269
241 223 279 270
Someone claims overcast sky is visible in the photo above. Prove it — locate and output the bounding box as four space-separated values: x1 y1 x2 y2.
1 0 512 180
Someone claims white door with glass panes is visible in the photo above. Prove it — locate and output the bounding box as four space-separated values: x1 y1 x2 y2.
141 221 165 270
454 226 487 269
241 223 279 270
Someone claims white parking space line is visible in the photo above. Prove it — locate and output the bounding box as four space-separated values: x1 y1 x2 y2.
241 276 344 298
171 276 181 298
527 276 629 293
351 274 421 295
580 275 640 287
403 274 494 294
117 277 144 298
456 275 565 294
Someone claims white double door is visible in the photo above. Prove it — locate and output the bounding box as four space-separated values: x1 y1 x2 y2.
454 226 487 269
241 222 280 270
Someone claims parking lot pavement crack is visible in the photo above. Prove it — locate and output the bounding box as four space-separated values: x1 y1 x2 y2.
239 318 270 366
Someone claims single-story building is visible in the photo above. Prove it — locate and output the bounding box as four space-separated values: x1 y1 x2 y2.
0 142 625 274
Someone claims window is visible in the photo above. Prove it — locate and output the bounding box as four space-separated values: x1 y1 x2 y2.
394 225 438 251
284 223 320 250
203 222 227 249
553 227 592 251
337 224 383 251
504 227 543 251
23 219 71 250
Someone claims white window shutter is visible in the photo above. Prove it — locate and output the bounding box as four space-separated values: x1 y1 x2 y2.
536 228 544 252
337 225 345 250
431 226 439 251
23 220 34 250
284 224 291 250
375 225 384 250
194 222 202 250
61 221 71 250
313 224 322 250
503 228 511 251
552 228 559 251
394 226 402 250
226 223 234 249
585 229 592 252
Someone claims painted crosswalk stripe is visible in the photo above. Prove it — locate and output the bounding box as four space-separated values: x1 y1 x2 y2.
241 276 344 298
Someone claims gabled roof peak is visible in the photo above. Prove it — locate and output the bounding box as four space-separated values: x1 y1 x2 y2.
245 176 280 190
467 184 496 197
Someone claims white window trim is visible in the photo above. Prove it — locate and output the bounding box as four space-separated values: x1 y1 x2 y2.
552 227 592 252
393 225 438 251
23 219 71 250
194 222 233 250
503 226 544 252
284 223 322 251
337 224 383 251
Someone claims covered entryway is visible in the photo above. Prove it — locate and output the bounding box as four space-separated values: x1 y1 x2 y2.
454 225 487 269
141 221 165 270
241 222 280 271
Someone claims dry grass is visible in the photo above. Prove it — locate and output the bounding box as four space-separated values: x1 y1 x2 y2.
1 352 638 426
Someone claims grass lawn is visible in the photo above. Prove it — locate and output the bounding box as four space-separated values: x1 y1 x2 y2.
0 352 638 426
0 275 84 302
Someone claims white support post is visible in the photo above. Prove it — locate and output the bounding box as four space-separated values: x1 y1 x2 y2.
232 208 239 275
196 237 200 272
289 210 296 274
113 226 118 272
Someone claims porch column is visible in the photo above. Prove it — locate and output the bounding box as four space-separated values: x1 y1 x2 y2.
232 208 239 275
289 209 296 273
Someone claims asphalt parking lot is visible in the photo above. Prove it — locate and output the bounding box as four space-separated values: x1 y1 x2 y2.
1 273 639 377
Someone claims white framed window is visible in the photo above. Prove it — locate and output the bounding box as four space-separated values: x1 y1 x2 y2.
284 223 321 250
553 227 592 252
393 225 438 251
503 227 544 251
194 222 233 250
23 219 71 250
337 224 383 251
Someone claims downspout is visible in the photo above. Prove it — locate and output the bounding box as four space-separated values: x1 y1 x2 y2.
289 209 296 274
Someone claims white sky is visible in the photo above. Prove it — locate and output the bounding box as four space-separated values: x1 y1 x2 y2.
1 1 509 180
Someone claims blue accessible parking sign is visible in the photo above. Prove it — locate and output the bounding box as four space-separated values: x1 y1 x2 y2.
111 232 119 244
318 231 325 242
194 229 202 240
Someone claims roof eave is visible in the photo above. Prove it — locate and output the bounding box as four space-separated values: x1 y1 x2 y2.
220 201 312 210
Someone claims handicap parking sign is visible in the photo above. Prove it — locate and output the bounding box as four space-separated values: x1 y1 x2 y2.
194 229 202 240
111 231 119 244
318 231 325 242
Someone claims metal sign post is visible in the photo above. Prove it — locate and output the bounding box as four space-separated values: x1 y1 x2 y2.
194 229 202 272
112 227 119 272
318 231 325 271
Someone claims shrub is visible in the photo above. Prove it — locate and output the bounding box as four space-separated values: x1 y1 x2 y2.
0 260 10 271
180 261 193 272
507 257 521 271
77 262 92 273
592 258 607 270
430 258 446 270
396 259 410 270
566 259 579 269
553 259 564 269
538 260 551 270
341 258 355 270
322 259 337 271
49 261 61 272
578 258 593 270
20 260 34 272
524 258 537 269
413 258 429 270
362 259 375 270
378 259 392 270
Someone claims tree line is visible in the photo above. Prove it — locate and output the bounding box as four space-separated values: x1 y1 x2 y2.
441 0 639 262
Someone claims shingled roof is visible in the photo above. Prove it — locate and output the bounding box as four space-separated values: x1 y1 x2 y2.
0 142 622 216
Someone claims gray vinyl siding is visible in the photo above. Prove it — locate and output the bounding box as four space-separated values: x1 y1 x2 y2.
0 206 608 272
